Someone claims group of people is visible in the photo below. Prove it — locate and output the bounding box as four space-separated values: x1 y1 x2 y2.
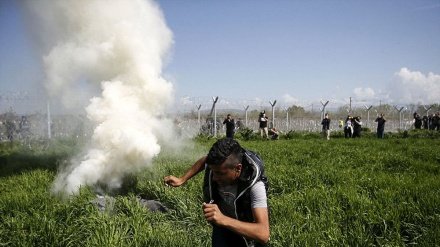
322 113 388 139
225 110 440 142
222 112 279 141
161 112 440 247
414 112 440 130
343 115 363 138
258 111 279 140
1 115 31 143
322 113 363 139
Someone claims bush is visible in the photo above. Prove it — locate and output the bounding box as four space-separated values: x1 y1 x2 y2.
235 127 261 141
361 127 371 132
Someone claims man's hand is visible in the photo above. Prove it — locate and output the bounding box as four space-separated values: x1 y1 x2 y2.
163 175 184 187
202 203 270 243
163 156 207 188
202 202 225 225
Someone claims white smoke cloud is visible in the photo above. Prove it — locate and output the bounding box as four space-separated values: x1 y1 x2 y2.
388 67 440 104
24 0 175 195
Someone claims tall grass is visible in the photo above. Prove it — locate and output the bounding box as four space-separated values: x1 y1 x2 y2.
0 135 439 246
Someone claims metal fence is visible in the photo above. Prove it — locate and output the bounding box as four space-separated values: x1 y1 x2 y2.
1 93 439 140
0 113 93 142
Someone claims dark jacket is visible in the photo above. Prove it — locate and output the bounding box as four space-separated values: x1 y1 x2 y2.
258 117 268 128
321 118 330 130
203 150 268 247
376 117 386 131
223 118 235 133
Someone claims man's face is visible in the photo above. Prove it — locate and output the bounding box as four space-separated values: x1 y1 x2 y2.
209 162 241 187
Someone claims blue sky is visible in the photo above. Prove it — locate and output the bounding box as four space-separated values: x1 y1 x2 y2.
157 0 440 107
1 0 440 114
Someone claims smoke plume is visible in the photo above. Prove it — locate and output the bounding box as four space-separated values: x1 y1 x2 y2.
24 0 175 195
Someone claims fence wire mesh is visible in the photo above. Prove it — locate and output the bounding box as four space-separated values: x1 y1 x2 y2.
1 93 439 140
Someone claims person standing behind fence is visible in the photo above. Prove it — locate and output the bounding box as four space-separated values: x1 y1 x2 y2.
321 113 331 140
375 113 387 138
236 118 243 130
258 111 269 140
422 116 429 129
19 116 31 136
352 116 362 138
413 113 422 129
223 114 235 139
428 114 435 130
5 118 16 146
433 112 440 131
344 115 353 138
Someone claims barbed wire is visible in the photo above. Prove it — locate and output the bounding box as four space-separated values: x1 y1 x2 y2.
0 90 30 101
1 90 438 114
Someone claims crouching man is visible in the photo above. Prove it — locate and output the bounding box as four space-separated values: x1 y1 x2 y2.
164 138 270 247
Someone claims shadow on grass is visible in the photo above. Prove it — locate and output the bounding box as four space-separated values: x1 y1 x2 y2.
0 152 65 178
0 142 71 178
0 140 142 198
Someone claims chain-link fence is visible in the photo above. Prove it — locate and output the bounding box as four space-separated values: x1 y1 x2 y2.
172 96 440 136
2 93 439 140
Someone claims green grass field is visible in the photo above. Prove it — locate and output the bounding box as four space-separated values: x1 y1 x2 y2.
1 133 439 246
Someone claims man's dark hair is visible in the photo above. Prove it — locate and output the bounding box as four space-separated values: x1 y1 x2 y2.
206 138 243 168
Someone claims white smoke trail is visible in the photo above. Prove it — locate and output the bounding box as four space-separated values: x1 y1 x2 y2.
24 0 175 195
